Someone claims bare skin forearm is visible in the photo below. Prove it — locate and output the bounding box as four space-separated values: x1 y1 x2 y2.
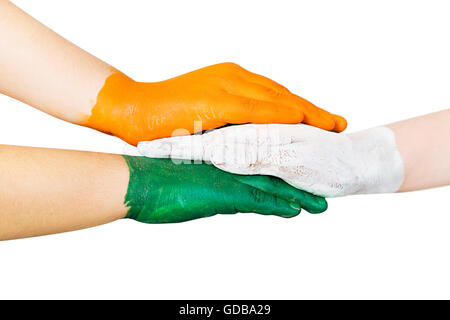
388 109 450 192
0 145 129 240
0 0 113 123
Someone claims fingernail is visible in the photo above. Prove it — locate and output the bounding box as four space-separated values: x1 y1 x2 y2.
280 205 301 218
289 202 301 210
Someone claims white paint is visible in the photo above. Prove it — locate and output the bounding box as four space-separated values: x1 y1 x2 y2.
4 0 449 300
138 124 404 197
122 143 142 156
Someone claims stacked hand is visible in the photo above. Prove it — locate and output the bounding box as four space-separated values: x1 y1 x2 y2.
86 63 347 146
123 156 327 223
137 123 405 198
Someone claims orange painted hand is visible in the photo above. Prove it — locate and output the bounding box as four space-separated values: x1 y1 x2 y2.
86 63 347 146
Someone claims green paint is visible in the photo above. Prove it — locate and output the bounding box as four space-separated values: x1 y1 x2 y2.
122 156 327 223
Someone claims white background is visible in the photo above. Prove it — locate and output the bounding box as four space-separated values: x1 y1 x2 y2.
0 0 449 299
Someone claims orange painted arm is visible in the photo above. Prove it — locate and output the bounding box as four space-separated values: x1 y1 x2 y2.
0 1 346 146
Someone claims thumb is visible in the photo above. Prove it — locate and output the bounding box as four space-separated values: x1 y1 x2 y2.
137 134 211 161
122 143 143 156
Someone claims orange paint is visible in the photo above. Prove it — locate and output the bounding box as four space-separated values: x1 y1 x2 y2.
331 114 347 132
86 63 347 146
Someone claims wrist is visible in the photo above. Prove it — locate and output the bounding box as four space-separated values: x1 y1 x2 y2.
86 71 139 143
346 127 404 195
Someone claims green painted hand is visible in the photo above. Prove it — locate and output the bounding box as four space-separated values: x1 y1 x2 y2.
123 156 328 223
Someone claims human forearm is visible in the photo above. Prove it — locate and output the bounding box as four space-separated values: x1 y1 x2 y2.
0 145 129 240
335 108 450 194
333 109 450 194
0 1 113 123
388 109 450 192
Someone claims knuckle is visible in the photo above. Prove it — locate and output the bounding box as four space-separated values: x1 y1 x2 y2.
218 62 243 72
250 188 266 203
263 86 284 98
242 98 258 112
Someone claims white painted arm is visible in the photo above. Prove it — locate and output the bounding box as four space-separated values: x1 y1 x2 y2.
137 109 450 197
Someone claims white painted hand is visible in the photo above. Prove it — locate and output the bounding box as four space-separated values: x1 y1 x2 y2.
137 124 404 197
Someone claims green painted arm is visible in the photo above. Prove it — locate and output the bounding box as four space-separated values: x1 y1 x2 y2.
123 156 327 223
